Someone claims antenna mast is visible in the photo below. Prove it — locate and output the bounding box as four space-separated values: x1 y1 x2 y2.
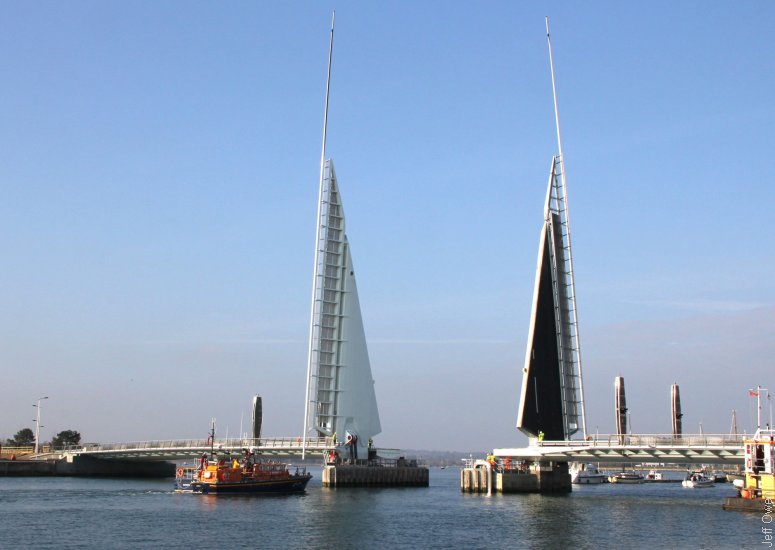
546 17 564 164
303 11 335 460
320 11 335 177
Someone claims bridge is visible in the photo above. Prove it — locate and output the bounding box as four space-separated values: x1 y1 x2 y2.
493 433 746 466
25 29 399 475
33 437 335 461
461 21 758 495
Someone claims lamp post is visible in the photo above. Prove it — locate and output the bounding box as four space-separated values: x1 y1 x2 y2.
33 396 48 454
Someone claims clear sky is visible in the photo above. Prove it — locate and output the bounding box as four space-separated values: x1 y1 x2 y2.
1 2 773 452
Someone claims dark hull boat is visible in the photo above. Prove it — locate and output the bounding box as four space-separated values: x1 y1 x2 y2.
185 471 311 495
175 423 312 496
175 458 311 495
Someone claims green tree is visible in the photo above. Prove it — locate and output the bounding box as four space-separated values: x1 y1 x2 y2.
8 428 35 446
51 430 81 448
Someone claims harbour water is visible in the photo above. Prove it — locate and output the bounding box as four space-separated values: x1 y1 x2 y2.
0 468 763 549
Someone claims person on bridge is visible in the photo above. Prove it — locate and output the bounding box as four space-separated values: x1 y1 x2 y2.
346 434 358 462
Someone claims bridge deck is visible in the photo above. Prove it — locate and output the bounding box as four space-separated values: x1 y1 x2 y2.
493 434 745 465
35 437 335 461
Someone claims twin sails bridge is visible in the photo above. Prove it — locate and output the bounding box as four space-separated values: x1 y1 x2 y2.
464 18 750 495
30 14 381 470
25 18 751 479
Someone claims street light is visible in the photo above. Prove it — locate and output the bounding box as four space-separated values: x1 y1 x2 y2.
33 396 48 454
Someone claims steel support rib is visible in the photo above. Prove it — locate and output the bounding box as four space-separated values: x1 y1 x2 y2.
303 11 336 460
545 16 586 438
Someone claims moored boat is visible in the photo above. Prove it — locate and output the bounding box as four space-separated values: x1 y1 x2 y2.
682 472 715 488
645 470 663 481
725 471 745 483
608 471 645 484
723 428 775 512
709 471 727 483
570 463 607 484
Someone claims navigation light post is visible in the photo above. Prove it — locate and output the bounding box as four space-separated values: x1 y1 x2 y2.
33 396 48 454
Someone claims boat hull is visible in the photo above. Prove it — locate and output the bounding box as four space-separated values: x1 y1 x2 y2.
572 475 607 485
682 479 714 488
608 474 645 484
180 474 312 495
723 496 771 512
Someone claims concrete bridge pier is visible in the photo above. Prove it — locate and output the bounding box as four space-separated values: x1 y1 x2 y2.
322 455 429 487
461 459 571 494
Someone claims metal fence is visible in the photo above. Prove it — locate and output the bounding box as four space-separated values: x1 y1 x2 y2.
0 446 35 457
534 433 744 448
66 436 332 453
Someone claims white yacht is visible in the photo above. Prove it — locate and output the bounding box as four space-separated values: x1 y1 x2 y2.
682 472 715 488
570 463 607 484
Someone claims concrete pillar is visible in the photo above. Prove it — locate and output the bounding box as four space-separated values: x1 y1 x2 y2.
322 464 429 487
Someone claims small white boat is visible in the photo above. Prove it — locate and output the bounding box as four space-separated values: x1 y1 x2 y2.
682 472 715 488
709 471 727 483
645 470 663 481
570 463 607 484
726 472 745 483
608 471 645 484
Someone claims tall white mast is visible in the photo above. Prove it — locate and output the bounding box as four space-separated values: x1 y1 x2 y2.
546 16 587 439
752 385 771 431
303 11 335 460
546 17 564 169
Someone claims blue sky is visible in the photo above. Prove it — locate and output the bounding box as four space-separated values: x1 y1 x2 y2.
1 2 773 452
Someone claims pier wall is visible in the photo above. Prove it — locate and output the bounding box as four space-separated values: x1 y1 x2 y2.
532 461 571 493
0 456 174 478
0 460 56 476
322 464 429 487
497 471 540 492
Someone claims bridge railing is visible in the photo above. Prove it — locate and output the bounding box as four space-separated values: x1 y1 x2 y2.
0 446 35 458
534 433 745 448
64 436 333 454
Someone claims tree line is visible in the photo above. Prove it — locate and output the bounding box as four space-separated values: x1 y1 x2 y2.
5 428 82 448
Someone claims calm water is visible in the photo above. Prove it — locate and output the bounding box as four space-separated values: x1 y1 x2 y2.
0 469 763 549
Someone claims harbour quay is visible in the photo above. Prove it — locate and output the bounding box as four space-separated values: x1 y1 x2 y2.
0 455 174 478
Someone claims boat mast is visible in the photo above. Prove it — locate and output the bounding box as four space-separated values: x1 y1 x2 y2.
303 11 335 461
209 418 216 458
758 386 762 430
546 16 587 439
752 385 771 431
